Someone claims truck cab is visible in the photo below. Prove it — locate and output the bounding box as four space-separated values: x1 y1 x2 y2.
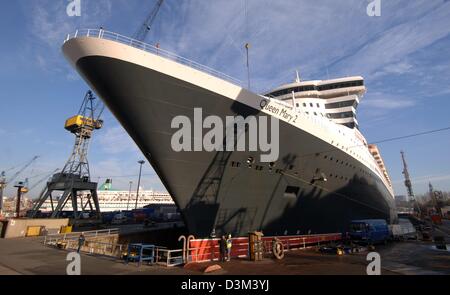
111 213 128 225
349 219 390 245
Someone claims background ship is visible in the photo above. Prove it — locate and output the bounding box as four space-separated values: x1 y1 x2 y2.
39 179 173 213
62 29 397 237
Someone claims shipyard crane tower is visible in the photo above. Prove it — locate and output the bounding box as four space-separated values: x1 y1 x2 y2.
401 151 421 215
0 156 39 216
134 0 164 42
29 91 104 220
0 171 5 216
429 183 444 217
401 151 414 201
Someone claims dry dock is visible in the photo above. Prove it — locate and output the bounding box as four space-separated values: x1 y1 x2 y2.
0 236 448 275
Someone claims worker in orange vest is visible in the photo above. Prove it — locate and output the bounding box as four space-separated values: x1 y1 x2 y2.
226 234 232 261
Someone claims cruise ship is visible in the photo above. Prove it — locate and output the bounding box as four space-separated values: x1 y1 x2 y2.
62 29 397 237
39 179 174 213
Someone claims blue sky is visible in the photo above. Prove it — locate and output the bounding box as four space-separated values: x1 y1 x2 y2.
1 0 450 198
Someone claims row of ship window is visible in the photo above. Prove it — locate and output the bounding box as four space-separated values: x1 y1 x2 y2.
325 100 357 109
294 100 356 110
292 110 355 120
266 80 364 97
296 102 322 108
328 111 355 119
292 102 356 121
230 154 384 192
329 139 385 184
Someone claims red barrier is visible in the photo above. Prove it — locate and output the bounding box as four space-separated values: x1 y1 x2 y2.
189 233 342 263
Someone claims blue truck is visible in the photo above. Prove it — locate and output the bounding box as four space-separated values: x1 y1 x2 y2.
349 219 390 244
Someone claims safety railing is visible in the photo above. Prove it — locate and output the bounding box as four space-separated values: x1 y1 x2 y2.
43 228 119 246
154 248 185 267
65 239 125 257
187 233 342 263
64 29 243 86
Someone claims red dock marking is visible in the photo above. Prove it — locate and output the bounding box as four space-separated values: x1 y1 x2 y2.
188 233 342 262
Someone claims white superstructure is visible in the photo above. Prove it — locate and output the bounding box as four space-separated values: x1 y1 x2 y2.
264 74 393 191
265 76 364 129
39 180 174 212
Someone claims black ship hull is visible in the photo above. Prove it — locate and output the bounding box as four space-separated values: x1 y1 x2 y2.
64 38 396 238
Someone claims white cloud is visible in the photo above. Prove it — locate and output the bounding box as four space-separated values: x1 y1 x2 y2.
90 157 165 192
383 62 414 75
148 0 450 94
26 0 115 75
97 125 139 154
358 92 417 126
92 159 123 179
362 97 416 110
361 92 417 110
372 61 414 79
334 1 450 79
22 0 450 88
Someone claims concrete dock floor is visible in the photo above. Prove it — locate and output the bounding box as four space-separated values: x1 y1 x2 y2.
0 237 448 275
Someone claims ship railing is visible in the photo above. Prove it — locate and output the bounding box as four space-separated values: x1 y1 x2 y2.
64 29 243 87
65 239 126 258
186 233 342 263
154 248 185 267
43 228 119 246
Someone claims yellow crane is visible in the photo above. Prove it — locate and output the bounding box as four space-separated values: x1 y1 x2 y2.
29 90 104 220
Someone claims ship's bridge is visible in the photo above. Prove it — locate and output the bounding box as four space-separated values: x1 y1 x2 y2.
264 76 365 129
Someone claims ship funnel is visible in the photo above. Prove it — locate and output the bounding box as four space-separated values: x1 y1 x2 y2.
99 179 113 191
